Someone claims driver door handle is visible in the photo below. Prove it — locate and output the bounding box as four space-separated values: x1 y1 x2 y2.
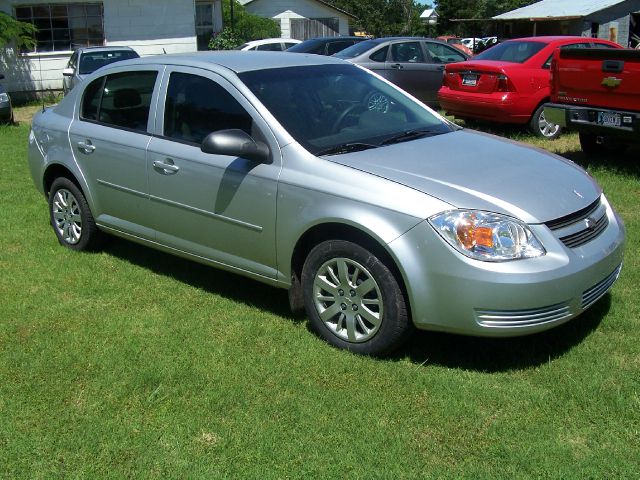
77 140 96 154
153 159 180 174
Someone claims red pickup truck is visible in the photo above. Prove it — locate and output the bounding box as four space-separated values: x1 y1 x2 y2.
544 47 640 153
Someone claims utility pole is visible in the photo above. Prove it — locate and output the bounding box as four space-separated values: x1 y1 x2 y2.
230 0 235 32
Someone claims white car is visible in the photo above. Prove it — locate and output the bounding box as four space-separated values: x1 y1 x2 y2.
237 38 301 52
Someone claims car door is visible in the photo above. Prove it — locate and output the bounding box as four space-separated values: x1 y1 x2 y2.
382 41 438 105
146 67 281 278
68 66 161 239
422 42 467 104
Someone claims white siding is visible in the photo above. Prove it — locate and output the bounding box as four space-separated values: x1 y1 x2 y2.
0 0 222 94
242 0 351 38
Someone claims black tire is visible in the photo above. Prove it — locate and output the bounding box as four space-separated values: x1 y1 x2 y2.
579 132 628 155
48 177 103 251
530 104 562 139
301 240 411 356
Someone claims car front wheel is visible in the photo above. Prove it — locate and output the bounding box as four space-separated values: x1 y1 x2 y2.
49 177 102 251
301 240 411 356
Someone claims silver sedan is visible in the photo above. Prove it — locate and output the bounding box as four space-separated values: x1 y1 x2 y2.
27 52 624 356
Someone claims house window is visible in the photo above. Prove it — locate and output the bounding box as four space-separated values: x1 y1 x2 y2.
14 3 104 53
195 1 221 51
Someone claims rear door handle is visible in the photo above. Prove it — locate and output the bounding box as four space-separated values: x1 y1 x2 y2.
153 159 180 174
391 64 403 70
77 140 96 154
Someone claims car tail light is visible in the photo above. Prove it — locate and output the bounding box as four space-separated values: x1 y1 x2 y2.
443 71 456 88
496 74 514 92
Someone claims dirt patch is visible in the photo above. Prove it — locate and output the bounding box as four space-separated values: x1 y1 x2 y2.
13 105 50 125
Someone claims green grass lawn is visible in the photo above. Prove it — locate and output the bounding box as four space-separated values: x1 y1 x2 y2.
1 115 639 478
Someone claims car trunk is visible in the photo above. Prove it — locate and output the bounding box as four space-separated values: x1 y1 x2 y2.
444 61 510 93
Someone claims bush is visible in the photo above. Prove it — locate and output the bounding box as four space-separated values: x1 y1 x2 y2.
209 0 281 50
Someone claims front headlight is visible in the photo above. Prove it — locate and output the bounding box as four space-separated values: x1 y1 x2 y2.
0 93 9 103
429 210 545 262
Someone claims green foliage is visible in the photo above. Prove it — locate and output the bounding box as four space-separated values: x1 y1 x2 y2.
329 0 426 36
0 12 37 50
435 0 538 35
208 27 242 51
209 0 280 50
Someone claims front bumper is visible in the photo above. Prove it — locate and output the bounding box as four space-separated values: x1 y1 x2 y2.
388 195 625 336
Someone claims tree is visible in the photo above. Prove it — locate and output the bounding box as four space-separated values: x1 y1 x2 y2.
0 12 37 50
435 0 539 36
209 1 280 50
328 0 426 37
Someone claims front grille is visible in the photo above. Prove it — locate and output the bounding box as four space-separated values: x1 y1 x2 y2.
559 213 609 248
582 264 622 310
545 198 608 248
545 198 600 231
476 303 571 328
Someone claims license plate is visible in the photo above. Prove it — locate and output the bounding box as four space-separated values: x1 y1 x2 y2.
462 74 478 86
597 111 621 127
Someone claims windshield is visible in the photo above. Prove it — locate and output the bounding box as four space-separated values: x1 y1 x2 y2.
79 50 139 75
473 41 546 63
334 40 379 58
239 64 452 156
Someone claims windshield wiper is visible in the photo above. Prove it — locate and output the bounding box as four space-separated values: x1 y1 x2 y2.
315 142 379 156
380 129 440 146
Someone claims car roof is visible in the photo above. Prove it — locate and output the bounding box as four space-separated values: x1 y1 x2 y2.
103 51 346 74
503 36 609 43
244 38 300 46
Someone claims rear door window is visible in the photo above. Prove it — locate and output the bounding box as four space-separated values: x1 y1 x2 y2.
80 71 158 132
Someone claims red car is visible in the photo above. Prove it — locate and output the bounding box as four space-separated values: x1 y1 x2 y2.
438 36 621 138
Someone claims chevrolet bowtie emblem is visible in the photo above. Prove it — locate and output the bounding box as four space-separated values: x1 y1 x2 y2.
601 77 622 88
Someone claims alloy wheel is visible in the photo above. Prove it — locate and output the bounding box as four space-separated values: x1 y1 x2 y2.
51 188 82 245
312 257 383 343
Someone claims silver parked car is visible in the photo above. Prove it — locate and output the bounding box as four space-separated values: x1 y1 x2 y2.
62 46 139 94
28 52 624 356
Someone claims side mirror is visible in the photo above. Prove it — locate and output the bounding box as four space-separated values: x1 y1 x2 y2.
201 129 270 163
62 68 75 77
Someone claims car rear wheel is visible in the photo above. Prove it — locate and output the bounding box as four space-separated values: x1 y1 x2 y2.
531 104 561 139
49 177 103 251
301 240 411 356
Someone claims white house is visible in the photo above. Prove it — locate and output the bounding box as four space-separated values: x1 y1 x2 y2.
238 0 354 39
420 8 438 26
0 0 223 98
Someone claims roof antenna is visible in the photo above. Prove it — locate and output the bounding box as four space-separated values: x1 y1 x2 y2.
163 48 167 54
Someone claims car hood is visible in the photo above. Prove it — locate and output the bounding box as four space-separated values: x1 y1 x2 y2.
326 129 601 224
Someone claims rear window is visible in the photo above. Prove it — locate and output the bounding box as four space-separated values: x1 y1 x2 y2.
79 50 139 75
474 41 546 63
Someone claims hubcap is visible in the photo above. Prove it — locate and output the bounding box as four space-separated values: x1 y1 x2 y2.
313 257 383 343
52 188 82 244
538 110 560 137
